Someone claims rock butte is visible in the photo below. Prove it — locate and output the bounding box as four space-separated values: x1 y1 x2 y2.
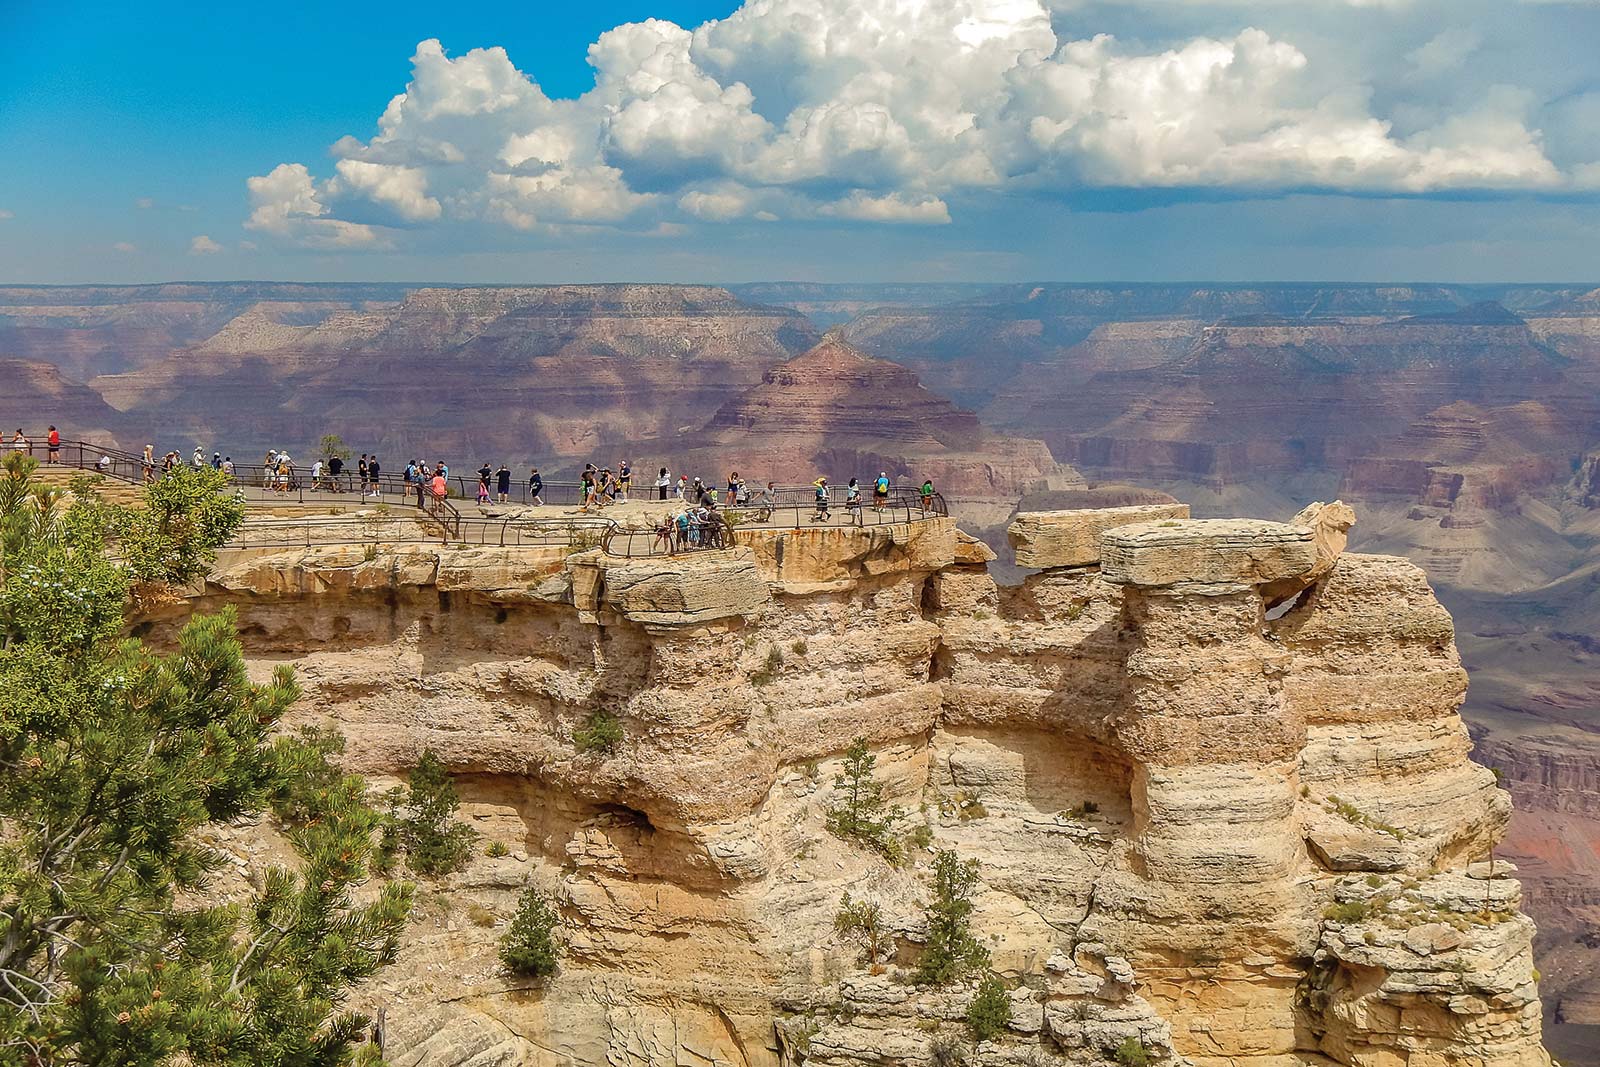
137 500 1547 1067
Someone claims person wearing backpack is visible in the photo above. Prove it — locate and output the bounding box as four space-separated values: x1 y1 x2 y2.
873 472 890 511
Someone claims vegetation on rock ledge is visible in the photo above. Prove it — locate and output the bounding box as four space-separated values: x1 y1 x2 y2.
826 737 906 862
916 849 989 985
500 887 563 979
380 748 478 877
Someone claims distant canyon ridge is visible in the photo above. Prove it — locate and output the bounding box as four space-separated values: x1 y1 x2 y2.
4 279 1600 1058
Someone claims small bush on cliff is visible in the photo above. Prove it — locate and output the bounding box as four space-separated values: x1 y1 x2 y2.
383 748 478 876
928 1033 967 1067
966 973 1011 1041
1114 1037 1151 1067
751 644 784 686
826 737 906 860
1322 900 1370 923
500 886 562 978
834 891 890 965
573 709 624 754
916 849 989 985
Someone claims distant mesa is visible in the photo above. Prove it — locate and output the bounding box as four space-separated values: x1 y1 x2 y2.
686 334 1072 510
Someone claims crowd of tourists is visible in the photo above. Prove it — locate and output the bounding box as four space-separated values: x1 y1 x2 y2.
14 428 942 552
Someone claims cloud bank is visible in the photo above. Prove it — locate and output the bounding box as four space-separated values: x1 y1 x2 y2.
246 0 1597 249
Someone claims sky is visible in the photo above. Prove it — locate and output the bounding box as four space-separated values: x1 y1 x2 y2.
1 0 1598 284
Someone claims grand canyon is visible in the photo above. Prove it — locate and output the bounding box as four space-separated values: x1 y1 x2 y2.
4 280 1599 1062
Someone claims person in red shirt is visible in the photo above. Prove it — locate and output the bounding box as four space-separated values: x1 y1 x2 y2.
46 426 60 463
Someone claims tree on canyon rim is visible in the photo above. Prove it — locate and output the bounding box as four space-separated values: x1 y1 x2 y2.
826 737 906 861
0 453 412 1064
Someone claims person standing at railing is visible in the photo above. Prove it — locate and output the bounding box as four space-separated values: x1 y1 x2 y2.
846 478 862 525
367 456 382 498
46 426 60 462
357 454 369 496
311 457 324 490
12 429 28 454
143 444 156 483
618 459 631 503
211 452 222 470
873 472 890 512
430 469 447 502
528 467 544 506
656 466 670 501
920 478 935 512
97 453 111 474
328 453 344 492
222 456 234 478
811 477 830 523
495 463 511 504
476 462 492 505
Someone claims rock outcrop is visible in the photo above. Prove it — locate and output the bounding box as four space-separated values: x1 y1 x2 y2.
145 499 1549 1067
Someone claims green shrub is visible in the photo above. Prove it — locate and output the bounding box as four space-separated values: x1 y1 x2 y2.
383 748 478 877
486 840 510 858
791 639 808 655
966 973 1011 1041
908 823 934 850
1114 1037 1151 1067
916 849 989 985
500 886 562 978
826 737 906 860
834 892 890 965
1323 901 1370 923
928 1034 967 1067
574 710 624 754
751 645 784 686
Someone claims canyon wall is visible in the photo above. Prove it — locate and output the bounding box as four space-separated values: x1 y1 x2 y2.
143 503 1548 1067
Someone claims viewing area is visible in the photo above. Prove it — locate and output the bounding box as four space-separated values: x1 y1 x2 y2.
17 436 949 558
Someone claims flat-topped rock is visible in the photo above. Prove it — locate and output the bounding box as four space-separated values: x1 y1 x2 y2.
1008 503 1190 569
1100 518 1316 591
572 549 771 626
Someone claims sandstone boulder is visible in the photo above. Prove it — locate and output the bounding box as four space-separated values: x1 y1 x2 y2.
1100 519 1315 592
589 550 770 626
1008 504 1190 569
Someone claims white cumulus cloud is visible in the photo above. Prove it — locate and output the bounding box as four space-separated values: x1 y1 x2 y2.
189 235 223 255
242 0 1590 249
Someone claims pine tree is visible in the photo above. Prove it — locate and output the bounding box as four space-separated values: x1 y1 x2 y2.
499 887 562 979
916 849 989 985
384 748 477 877
825 737 905 859
0 455 410 1063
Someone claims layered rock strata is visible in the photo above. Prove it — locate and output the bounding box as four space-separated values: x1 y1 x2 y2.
150 502 1549 1067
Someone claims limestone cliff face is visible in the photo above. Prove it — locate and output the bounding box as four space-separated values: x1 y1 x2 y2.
152 505 1549 1067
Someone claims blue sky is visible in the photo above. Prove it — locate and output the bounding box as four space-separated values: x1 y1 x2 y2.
1 0 1597 284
